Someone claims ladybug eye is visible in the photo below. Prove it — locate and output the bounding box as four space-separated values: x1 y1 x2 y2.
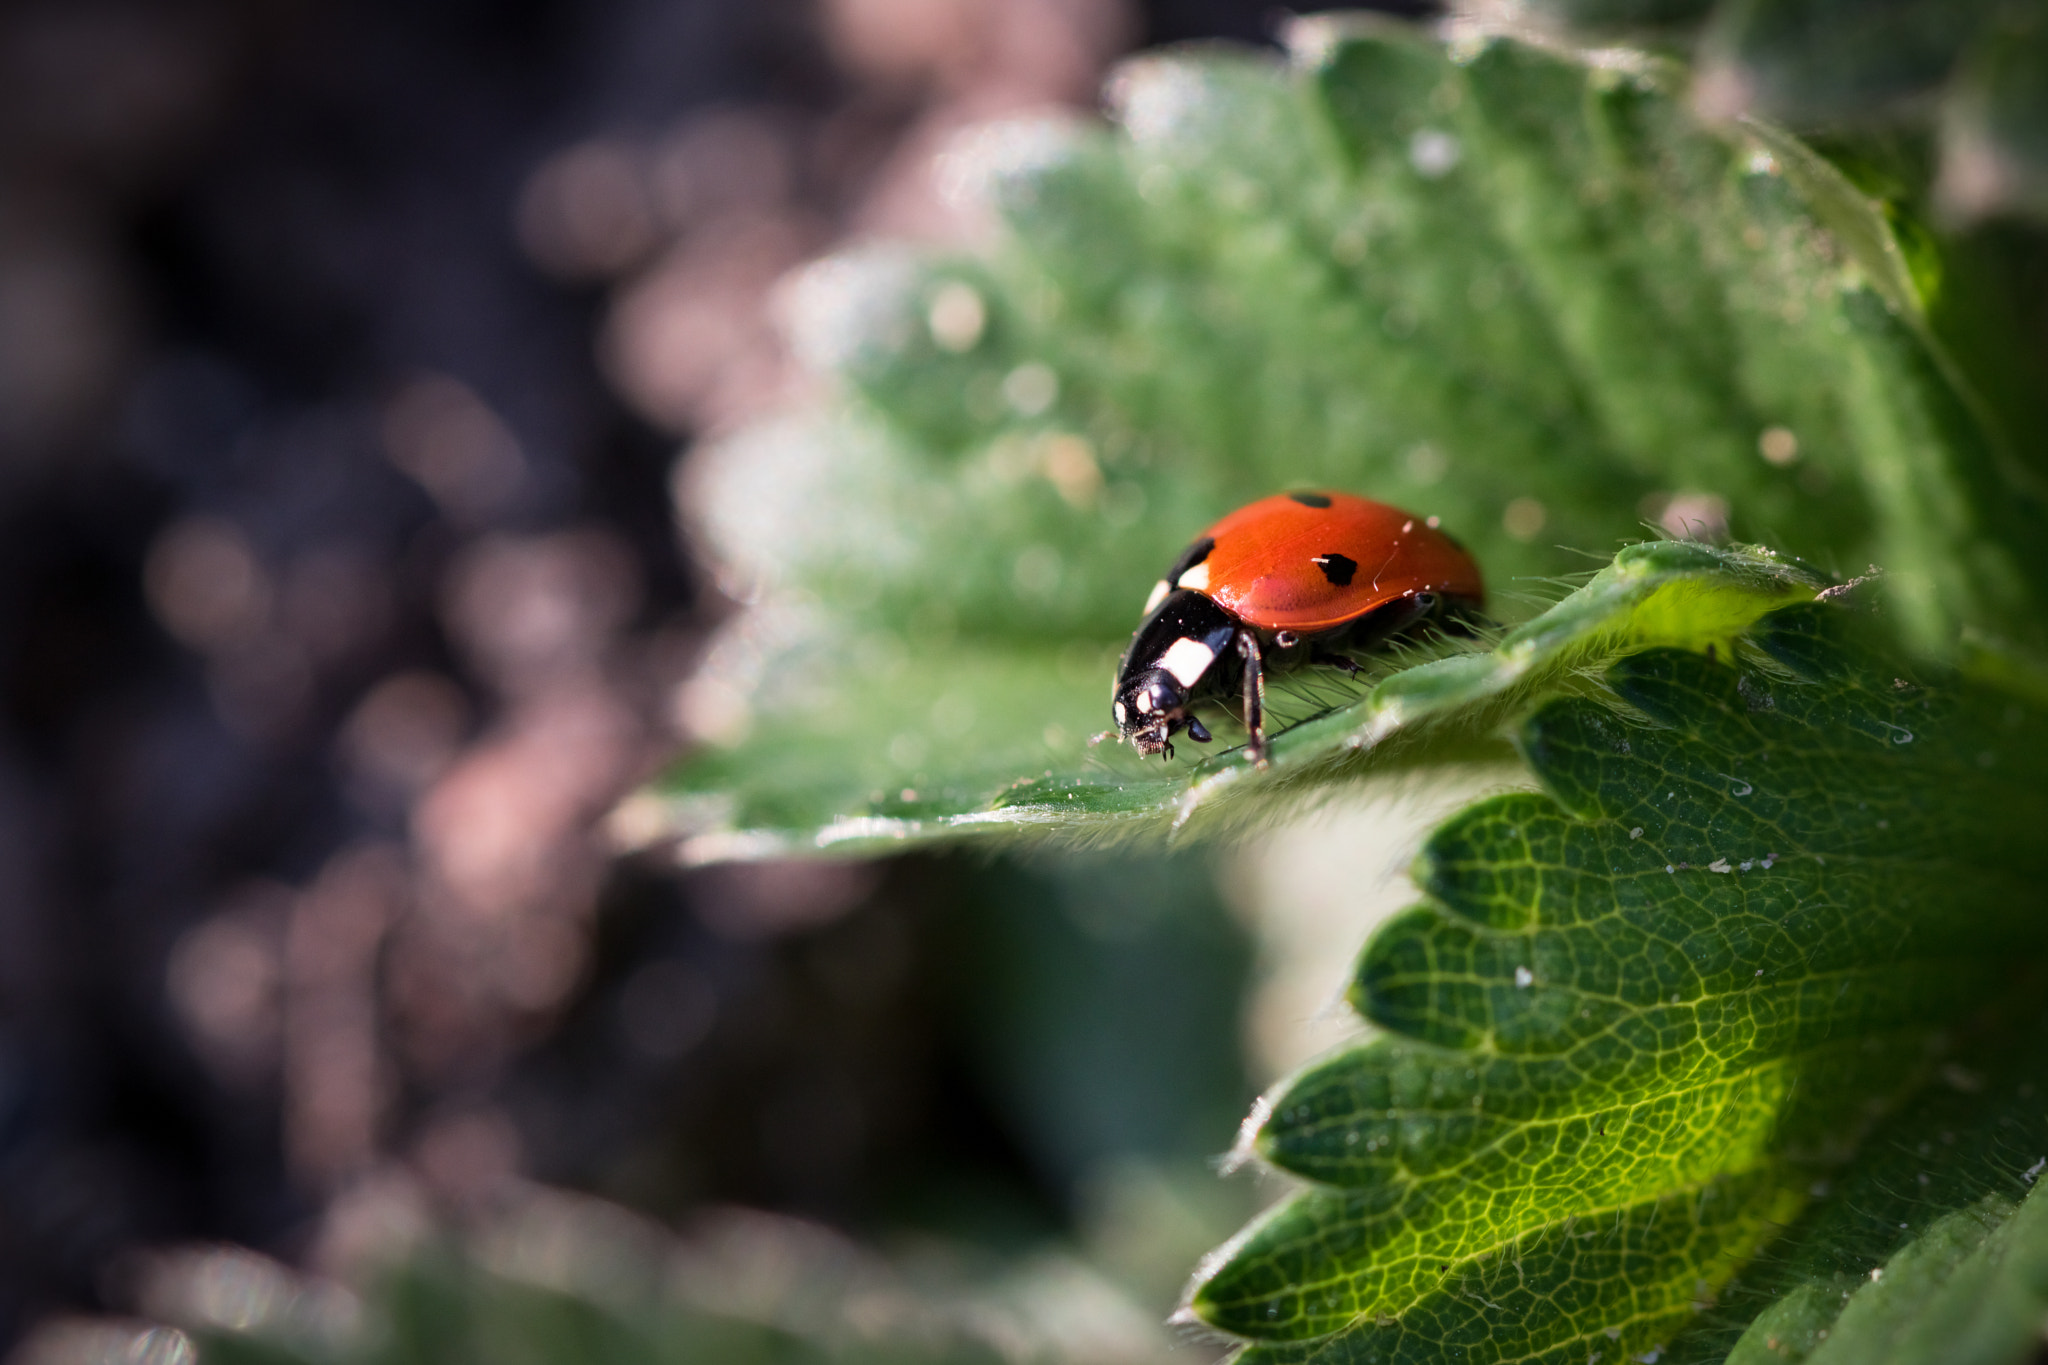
1412 592 1438 610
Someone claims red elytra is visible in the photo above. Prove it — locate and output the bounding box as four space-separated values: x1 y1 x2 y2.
1110 491 1485 768
1190 491 1485 630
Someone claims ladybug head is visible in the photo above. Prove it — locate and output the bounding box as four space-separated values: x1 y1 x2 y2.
1113 668 1211 757
1111 588 1234 759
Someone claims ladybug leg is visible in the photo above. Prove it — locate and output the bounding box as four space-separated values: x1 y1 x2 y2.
1237 629 1269 768
1310 646 1362 678
1348 591 1443 654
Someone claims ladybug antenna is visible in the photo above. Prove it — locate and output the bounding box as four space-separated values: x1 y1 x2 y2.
1186 717 1212 743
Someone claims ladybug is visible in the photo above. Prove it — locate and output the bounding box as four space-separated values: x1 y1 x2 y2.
1110 491 1485 766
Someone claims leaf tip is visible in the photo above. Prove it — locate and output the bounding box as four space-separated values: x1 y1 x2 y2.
1223 1093 1276 1174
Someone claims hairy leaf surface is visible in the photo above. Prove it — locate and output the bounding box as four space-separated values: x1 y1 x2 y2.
660 542 1822 858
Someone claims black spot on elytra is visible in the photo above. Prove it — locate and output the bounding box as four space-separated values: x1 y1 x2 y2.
1313 552 1358 586
1288 491 1333 508
1166 535 1214 585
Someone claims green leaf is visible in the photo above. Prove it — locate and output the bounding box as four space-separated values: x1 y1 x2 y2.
1729 1188 2048 1365
658 540 1823 858
653 22 2043 857
1185 598 2048 1362
1676 1004 2048 1364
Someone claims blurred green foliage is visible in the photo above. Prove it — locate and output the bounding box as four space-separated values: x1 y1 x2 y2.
1530 0 2048 225
194 1251 1006 1365
937 854 1255 1186
188 853 1258 1365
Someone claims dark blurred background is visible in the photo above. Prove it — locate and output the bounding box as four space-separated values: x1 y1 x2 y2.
0 0 1438 1357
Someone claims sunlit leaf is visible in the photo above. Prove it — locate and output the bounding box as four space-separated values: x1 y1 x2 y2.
1664 1000 2048 1365
1187 598 2048 1363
